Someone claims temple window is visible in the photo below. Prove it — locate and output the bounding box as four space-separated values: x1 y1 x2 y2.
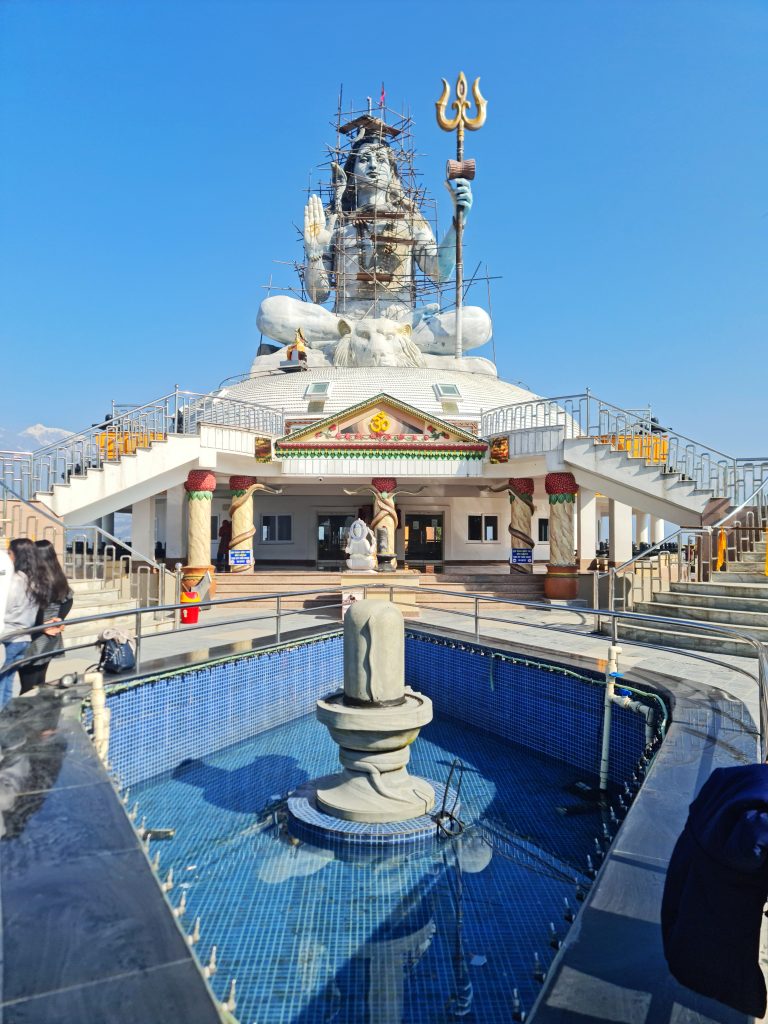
468 515 498 542
261 514 292 543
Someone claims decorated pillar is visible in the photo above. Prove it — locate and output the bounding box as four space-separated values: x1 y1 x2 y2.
183 470 216 589
544 472 579 599
228 476 283 573
506 478 535 573
370 478 399 572
228 476 258 574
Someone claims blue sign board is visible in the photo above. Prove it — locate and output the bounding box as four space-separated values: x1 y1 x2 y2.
510 548 533 565
228 549 253 566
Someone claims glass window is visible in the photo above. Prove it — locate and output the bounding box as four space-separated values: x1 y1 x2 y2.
538 518 549 542
261 514 292 543
468 515 498 542
304 382 330 397
434 383 461 399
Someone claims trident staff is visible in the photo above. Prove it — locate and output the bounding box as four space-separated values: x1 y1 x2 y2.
435 72 488 361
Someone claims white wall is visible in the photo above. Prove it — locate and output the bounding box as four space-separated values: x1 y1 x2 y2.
231 491 544 565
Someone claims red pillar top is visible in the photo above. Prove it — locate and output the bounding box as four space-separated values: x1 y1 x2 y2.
545 472 578 496
371 477 397 493
184 470 217 493
229 475 259 492
508 477 534 495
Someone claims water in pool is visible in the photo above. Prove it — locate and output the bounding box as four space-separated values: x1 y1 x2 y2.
133 712 601 1023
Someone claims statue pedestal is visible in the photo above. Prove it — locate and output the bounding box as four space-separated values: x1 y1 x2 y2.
341 570 420 618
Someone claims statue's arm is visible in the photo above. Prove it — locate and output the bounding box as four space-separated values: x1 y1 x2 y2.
303 194 336 303
304 253 332 304
414 178 473 284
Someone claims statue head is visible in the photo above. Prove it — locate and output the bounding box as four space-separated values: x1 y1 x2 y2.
340 135 404 212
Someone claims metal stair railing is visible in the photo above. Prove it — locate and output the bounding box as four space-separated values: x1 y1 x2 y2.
481 390 768 507
0 388 284 501
1 584 766 760
0 479 177 615
598 476 768 611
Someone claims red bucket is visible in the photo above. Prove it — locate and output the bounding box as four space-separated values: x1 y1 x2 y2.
180 591 201 624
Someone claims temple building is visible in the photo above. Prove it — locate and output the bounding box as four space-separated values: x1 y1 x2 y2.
15 95 730 600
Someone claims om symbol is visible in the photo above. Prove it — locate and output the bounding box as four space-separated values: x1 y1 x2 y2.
369 413 390 434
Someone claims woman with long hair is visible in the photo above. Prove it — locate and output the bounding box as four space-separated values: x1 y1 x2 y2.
0 538 48 706
18 540 74 694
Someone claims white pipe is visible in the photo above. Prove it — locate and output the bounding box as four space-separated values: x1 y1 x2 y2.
599 645 622 790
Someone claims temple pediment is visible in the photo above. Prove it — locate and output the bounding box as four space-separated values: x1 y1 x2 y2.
275 394 487 460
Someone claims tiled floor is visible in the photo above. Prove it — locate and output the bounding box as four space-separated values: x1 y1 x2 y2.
132 712 612 1023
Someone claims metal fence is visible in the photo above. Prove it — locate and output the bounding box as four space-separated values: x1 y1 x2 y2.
0 389 284 501
481 391 768 507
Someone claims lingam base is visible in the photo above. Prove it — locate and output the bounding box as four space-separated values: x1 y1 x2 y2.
315 690 434 824
315 749 435 824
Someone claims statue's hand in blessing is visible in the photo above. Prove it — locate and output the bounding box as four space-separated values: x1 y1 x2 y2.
444 177 473 220
304 194 337 259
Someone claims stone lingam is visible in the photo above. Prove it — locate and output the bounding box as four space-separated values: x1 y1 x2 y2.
314 600 434 824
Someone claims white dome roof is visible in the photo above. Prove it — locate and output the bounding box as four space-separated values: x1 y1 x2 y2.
218 367 540 423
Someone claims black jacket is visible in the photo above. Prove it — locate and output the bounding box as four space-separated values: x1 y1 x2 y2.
661 764 768 1016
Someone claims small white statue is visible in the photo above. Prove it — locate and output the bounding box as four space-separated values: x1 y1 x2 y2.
345 518 377 571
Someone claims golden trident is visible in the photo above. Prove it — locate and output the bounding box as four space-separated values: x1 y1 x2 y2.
435 72 488 360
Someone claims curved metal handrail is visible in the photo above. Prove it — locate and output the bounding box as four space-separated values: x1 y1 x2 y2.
2 582 766 759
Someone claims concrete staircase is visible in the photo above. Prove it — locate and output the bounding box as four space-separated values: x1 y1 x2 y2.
212 570 546 617
64 579 172 652
563 437 718 526
43 435 202 524
417 573 545 610
619 540 767 657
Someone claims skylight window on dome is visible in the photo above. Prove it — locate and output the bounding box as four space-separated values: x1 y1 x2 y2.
434 383 461 399
304 381 330 398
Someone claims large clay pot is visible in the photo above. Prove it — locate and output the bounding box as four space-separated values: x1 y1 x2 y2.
544 565 579 600
181 565 215 596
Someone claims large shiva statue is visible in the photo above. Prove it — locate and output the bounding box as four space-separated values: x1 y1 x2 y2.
255 82 492 371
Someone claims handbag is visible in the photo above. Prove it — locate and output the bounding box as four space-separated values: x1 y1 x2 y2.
97 628 136 674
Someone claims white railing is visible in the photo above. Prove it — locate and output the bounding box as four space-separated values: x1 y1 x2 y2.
1 479 177 613
0 389 284 501
482 391 768 507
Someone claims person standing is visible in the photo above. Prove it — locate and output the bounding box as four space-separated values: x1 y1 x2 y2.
18 541 74 693
0 544 12 671
0 539 47 707
217 518 232 572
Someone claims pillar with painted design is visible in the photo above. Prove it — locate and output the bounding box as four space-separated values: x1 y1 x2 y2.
228 476 258 574
227 476 283 573
492 477 535 572
544 472 579 599
183 470 216 590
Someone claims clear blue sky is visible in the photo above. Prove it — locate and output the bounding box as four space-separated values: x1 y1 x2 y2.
1 0 766 454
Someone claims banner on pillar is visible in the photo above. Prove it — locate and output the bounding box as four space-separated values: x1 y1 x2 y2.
509 548 533 565
228 549 253 567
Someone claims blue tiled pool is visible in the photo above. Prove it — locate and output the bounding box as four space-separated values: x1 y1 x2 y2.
99 631 661 1023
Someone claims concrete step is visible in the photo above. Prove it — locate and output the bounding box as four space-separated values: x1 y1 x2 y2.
652 590 768 613
622 611 768 641
719 560 767 573
67 581 124 598
635 600 768 629
617 622 755 658
671 580 768 600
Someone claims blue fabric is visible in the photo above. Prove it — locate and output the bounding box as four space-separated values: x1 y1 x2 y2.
661 764 768 1016
0 641 30 707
